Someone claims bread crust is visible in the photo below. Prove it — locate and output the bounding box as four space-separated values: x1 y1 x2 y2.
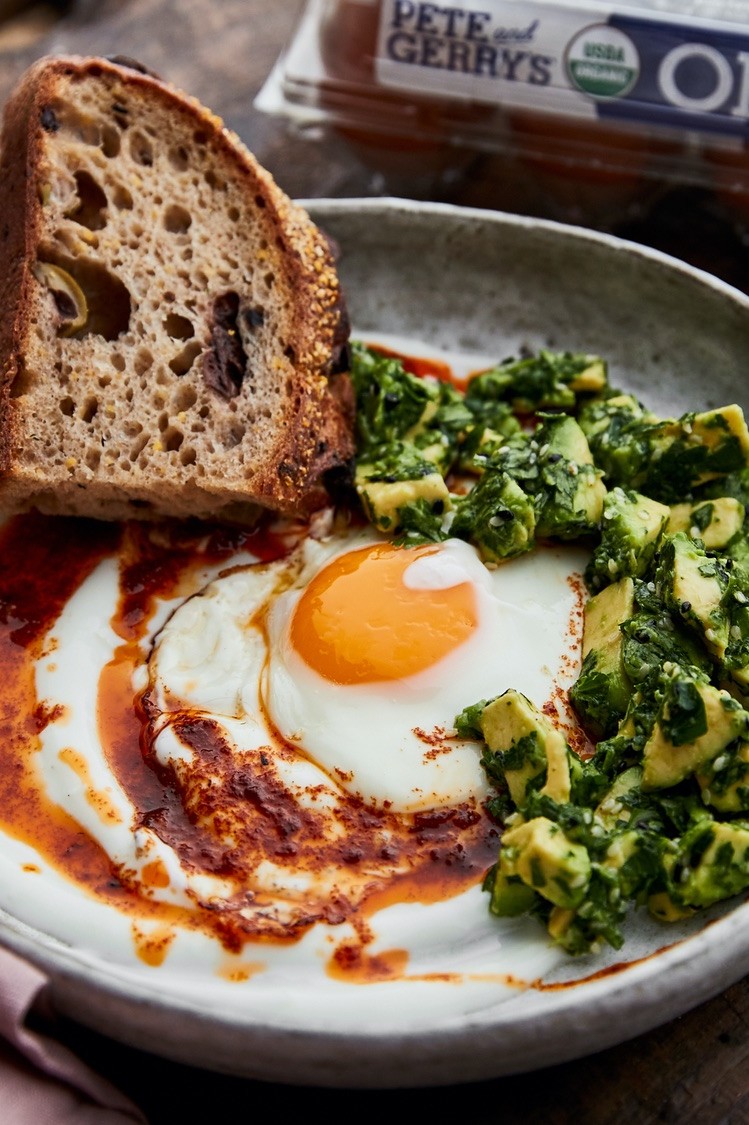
0 55 354 521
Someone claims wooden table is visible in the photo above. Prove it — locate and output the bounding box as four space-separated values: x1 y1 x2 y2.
1 2 749 1121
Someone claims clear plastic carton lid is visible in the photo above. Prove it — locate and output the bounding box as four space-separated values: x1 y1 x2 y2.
258 0 749 157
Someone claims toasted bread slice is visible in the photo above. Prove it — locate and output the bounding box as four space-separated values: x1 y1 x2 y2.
0 55 353 521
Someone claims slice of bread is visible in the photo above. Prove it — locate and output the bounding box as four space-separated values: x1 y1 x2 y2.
0 55 354 522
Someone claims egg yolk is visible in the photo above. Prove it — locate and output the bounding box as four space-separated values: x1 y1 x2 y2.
290 542 478 684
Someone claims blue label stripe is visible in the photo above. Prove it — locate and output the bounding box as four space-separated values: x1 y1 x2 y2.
598 14 749 137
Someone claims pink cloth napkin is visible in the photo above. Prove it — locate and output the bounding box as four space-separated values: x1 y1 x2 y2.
0 946 146 1123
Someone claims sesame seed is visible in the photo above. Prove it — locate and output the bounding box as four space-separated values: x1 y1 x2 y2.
690 526 701 538
705 627 717 643
736 591 748 604
731 625 742 640
712 755 729 772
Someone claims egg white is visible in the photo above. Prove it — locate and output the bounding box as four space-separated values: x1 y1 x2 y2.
152 530 587 814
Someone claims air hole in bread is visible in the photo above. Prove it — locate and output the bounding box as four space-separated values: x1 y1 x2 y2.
110 353 125 372
163 205 191 235
163 426 184 452
81 396 98 423
134 348 152 375
59 396 75 417
85 448 101 471
130 434 148 461
174 384 198 412
129 130 154 166
158 412 168 432
163 313 194 340
243 307 265 331
62 106 105 147
205 169 224 191
101 125 121 158
169 342 201 378
180 446 197 466
228 206 239 222
254 194 266 209
168 145 190 171
111 183 133 210
111 101 129 128
194 130 208 146
264 272 275 289
224 425 245 449
67 171 107 231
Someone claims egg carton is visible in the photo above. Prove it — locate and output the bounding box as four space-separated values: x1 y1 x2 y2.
257 0 749 228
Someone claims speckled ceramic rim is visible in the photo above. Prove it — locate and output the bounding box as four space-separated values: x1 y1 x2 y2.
2 198 749 1088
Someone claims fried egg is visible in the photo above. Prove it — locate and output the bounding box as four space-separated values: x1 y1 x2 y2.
149 529 586 815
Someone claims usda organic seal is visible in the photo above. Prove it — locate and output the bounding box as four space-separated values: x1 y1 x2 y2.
565 24 640 99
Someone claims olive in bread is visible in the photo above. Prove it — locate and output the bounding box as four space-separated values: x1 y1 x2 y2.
0 55 354 521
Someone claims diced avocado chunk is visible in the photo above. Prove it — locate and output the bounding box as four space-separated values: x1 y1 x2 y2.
642 665 749 789
594 766 643 830
692 405 749 464
350 343 437 450
586 488 670 590
499 816 591 910
465 350 607 415
581 397 749 502
640 406 749 499
647 891 696 922
696 739 749 812
579 393 653 482
568 357 607 394
356 452 450 535
535 414 606 539
655 532 730 658
484 862 538 917
666 818 749 908
667 497 745 550
457 425 511 474
569 578 635 738
478 689 572 807
451 471 535 563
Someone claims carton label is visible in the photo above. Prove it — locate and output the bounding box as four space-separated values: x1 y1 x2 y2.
375 0 749 135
